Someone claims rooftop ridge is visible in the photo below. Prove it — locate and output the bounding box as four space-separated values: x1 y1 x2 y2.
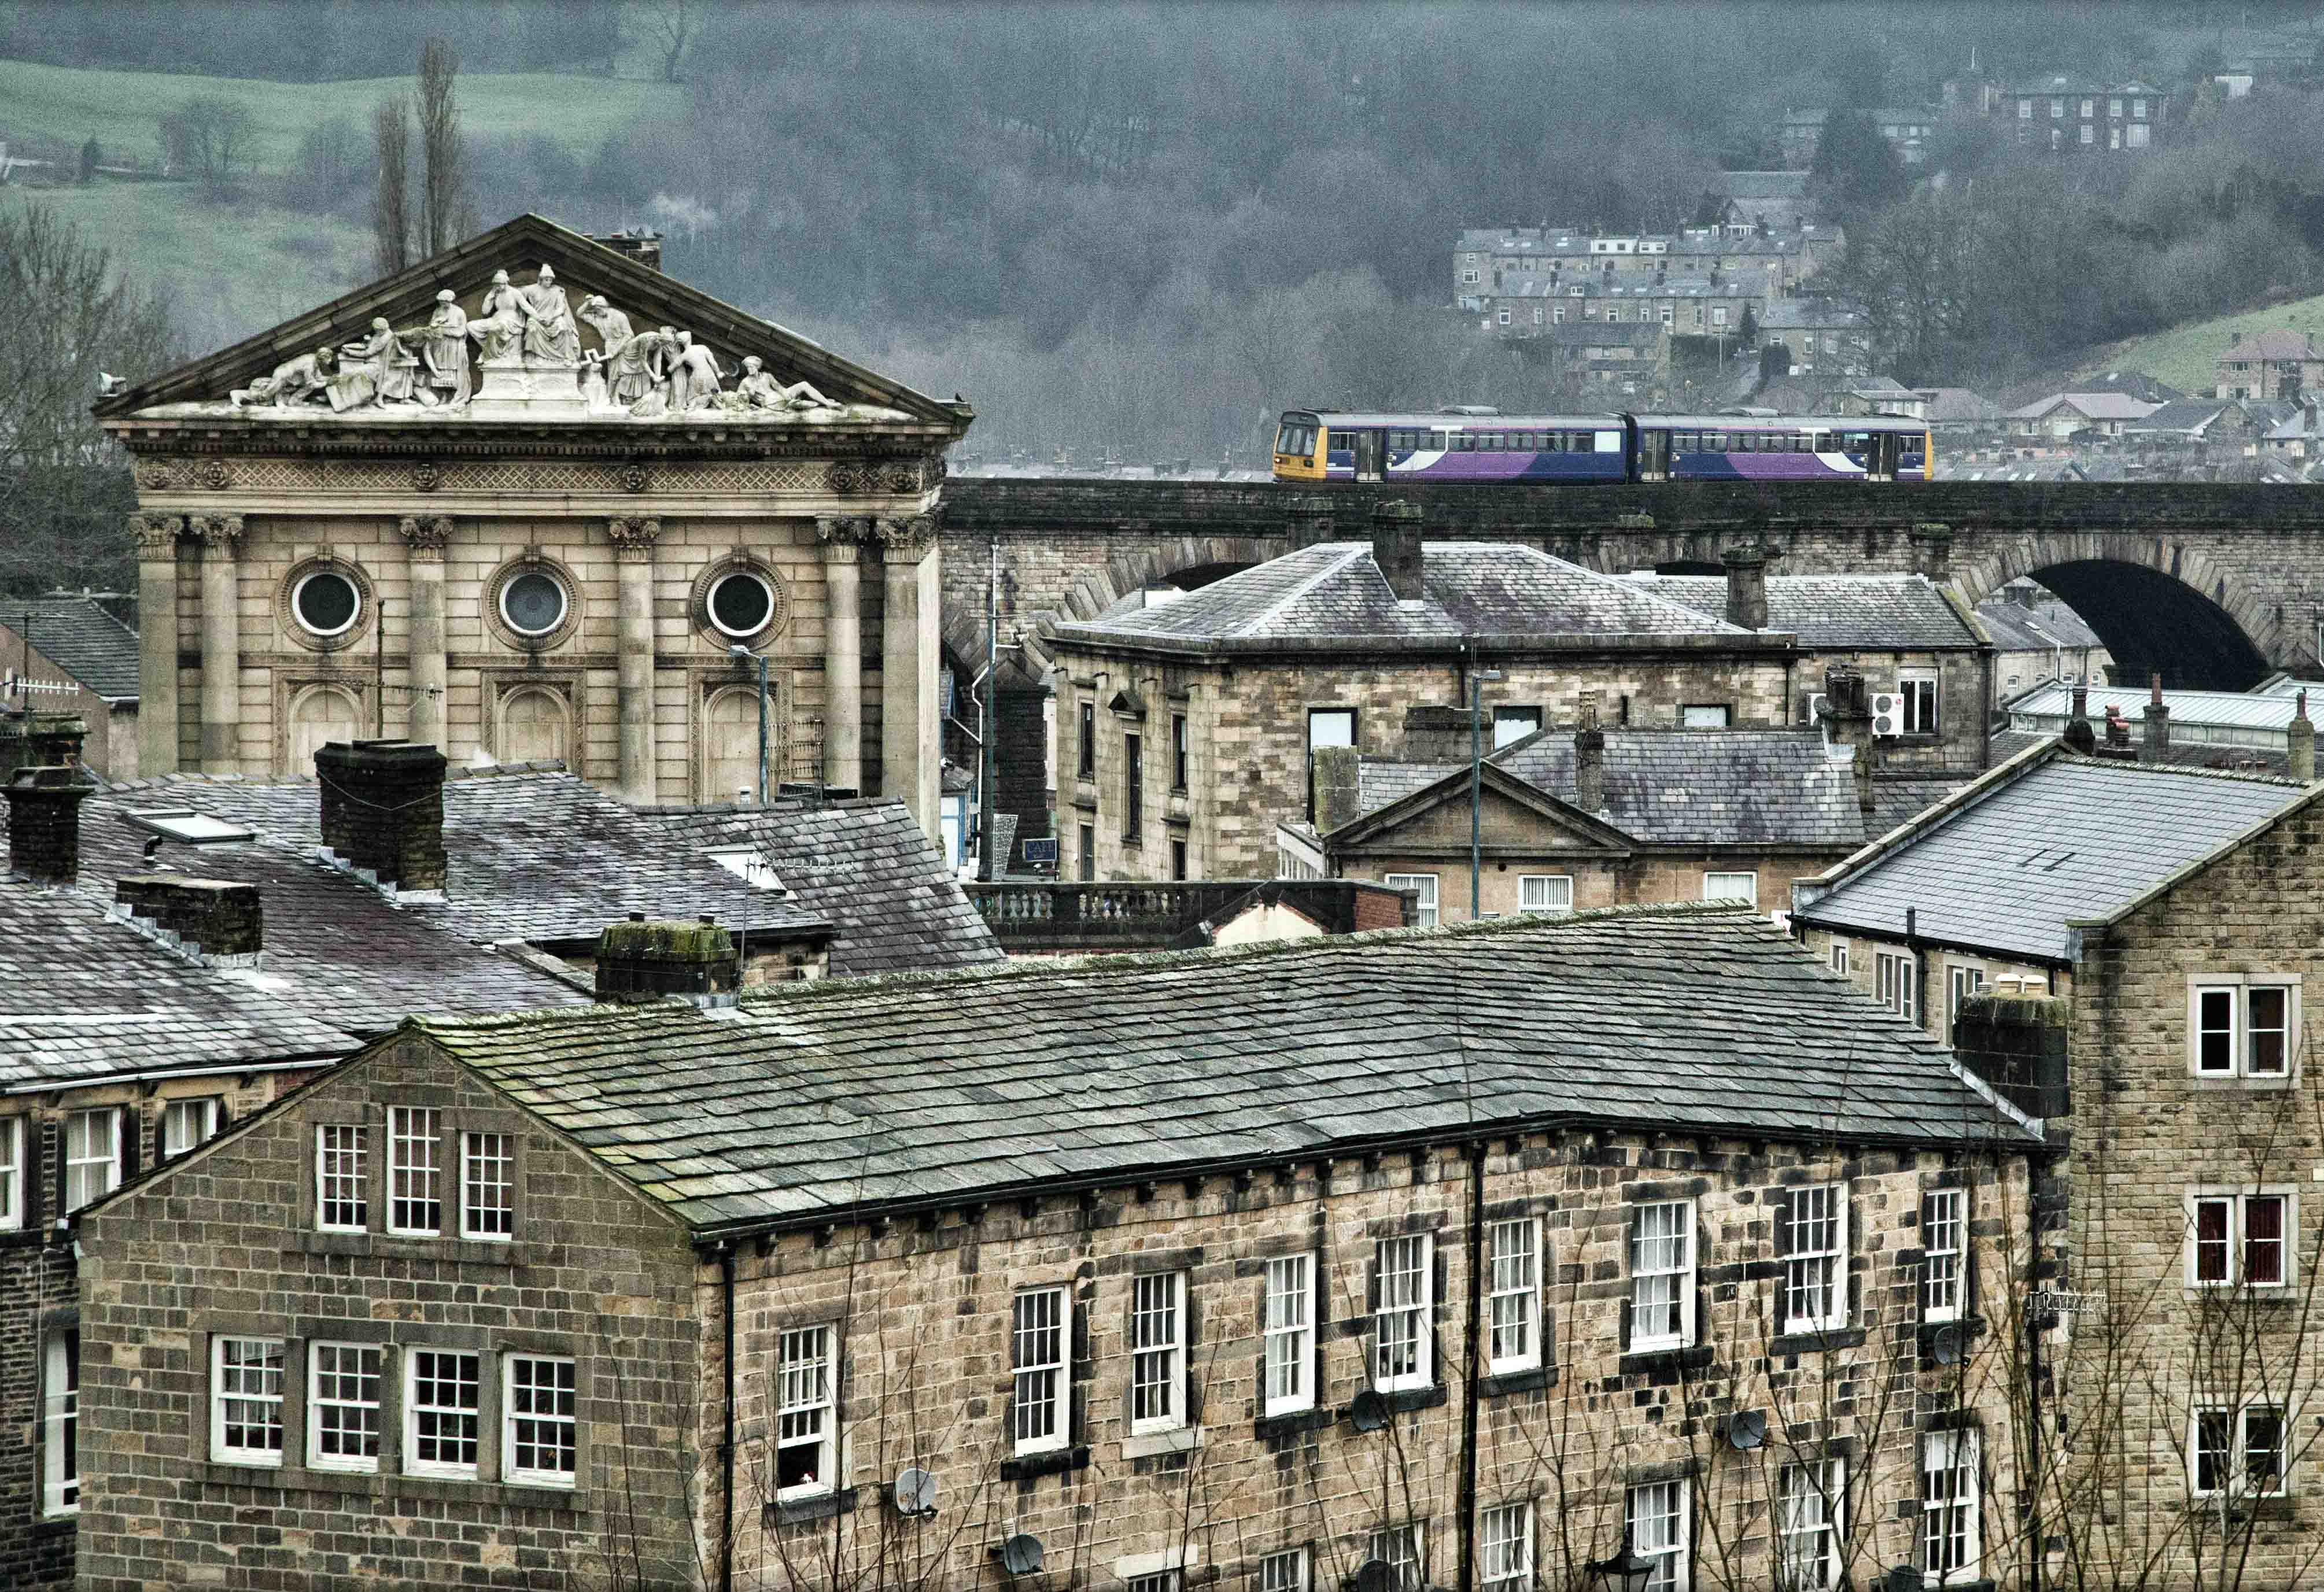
2048 750 2309 789
1239 542 1373 636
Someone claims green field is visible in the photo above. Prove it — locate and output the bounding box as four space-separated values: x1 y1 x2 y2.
2054 293 2324 398
0 57 681 171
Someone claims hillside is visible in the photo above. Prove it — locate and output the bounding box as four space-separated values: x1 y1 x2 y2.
2045 293 2324 401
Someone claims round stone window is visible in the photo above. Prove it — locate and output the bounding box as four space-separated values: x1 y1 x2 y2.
291 570 361 637
707 570 777 639
500 571 569 637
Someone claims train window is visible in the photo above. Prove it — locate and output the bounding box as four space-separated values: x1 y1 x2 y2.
1452 433 1474 452
1329 430 1358 454
1812 434 1831 451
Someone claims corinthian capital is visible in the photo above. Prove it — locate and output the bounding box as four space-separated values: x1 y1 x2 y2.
874 514 940 559
607 516 662 562
128 513 185 554
190 514 244 551
399 514 453 555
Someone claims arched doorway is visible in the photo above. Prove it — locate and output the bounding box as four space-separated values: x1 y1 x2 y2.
286 685 364 777
497 686 571 764
702 684 772 803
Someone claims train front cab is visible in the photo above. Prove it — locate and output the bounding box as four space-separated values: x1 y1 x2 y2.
1274 412 1326 482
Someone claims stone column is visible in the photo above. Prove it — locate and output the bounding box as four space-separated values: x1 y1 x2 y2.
877 515 942 839
400 516 452 753
817 516 865 796
608 517 661 805
191 514 242 775
131 514 184 776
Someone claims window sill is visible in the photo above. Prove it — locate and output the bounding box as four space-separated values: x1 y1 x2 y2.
768 1486 858 1525
2193 1496 2294 1523
2189 1075 2295 1092
1618 1344 1714 1378
998 1445 1089 1482
1770 1325 1866 1356
1342 1385 1448 1421
293 1231 530 1266
1479 1366 1555 1397
198 1461 585 1512
1254 1407 1335 1440
1121 1424 1204 1460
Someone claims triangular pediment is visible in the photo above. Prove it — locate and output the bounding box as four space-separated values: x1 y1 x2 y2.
97 213 969 434
1327 763 1636 853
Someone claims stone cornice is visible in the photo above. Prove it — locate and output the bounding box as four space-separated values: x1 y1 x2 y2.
104 420 958 464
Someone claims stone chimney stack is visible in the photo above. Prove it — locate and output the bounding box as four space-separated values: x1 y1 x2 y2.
2142 673 2170 753
3 765 91 886
315 740 449 893
595 913 740 1005
1818 666 1878 814
1909 522 1953 583
2063 684 2097 753
1722 544 1770 630
2095 702 2138 760
1284 493 1336 552
1371 500 1426 605
2292 690 2316 783
113 875 263 959
1574 692 1608 813
593 228 663 271
1311 745 1362 833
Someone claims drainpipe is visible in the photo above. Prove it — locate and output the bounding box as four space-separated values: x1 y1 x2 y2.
719 1240 736 1592
1457 1137 1486 1592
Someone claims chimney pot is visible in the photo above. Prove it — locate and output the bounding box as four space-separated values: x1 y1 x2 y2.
2 764 91 886
595 916 740 1005
316 740 448 892
113 874 263 958
1371 500 1426 604
2292 690 2316 782
1722 544 1772 630
2143 672 2170 752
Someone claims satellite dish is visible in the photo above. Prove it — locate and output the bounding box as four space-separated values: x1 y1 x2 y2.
1725 1409 1768 1451
1887 1564 1924 1592
999 1534 1045 1576
1349 1390 1390 1433
1354 1558 1397 1592
1931 1324 1966 1366
892 1466 938 1517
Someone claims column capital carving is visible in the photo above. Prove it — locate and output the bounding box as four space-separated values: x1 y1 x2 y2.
190 514 244 551
399 515 454 557
128 513 185 553
607 516 662 562
873 515 940 560
815 514 873 543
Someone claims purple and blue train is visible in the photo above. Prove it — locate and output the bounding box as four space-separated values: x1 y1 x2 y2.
1272 409 1930 485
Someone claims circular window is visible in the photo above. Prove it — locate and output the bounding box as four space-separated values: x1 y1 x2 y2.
292 570 361 637
500 571 569 637
707 570 776 638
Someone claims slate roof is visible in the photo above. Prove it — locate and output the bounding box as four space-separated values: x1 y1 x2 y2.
2124 399 2233 435
1923 388 2002 424
1974 596 2105 653
1764 300 1866 330
1868 776 1969 837
1987 729 2288 775
1792 752 2311 963
2222 329 2319 364
2008 393 2159 423
1624 573 1981 649
98 764 831 947
1348 728 1869 849
1053 542 1753 651
412 907 2035 1233
0 882 355 1089
637 798 1004 978
0 597 142 701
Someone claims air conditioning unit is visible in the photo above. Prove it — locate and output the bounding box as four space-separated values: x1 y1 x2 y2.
1871 692 1904 738
1804 691 1829 727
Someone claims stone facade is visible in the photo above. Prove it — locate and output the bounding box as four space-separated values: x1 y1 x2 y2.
99 216 969 840
74 1039 700 1592
1799 923 2067 1043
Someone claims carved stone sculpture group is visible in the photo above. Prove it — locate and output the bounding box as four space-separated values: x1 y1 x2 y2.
228 263 878 422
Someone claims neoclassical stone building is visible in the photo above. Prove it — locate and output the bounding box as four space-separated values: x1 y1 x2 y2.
97 215 972 834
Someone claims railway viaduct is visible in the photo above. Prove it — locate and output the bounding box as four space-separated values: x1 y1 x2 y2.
934 476 2324 841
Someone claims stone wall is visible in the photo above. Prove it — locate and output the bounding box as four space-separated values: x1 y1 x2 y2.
1340 849 1855 925
701 1129 2031 1591
73 1041 700 1592
1795 925 2068 1043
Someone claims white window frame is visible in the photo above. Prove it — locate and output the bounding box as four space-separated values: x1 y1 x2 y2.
460 1129 515 1240
1898 671 1939 735
308 1341 383 1473
1012 1285 1069 1454
1129 1272 1187 1434
1703 871 1758 906
503 1353 578 1487
1486 1217 1542 1372
1481 1499 1534 1590
1780 1457 1846 1590
1263 1254 1315 1416
1783 1183 1850 1334
316 1124 369 1233
1384 873 1440 929
211 1335 286 1467
387 1105 442 1236
1370 1523 1427 1591
1518 874 1574 916
776 1323 836 1495
0 1115 22 1232
64 1106 121 1216
404 1347 483 1479
1258 1546 1310 1591
2189 977 2301 1080
1630 1200 1696 1351
2186 1189 2295 1290
2190 1401 2290 1498
1876 950 1919 1024
1373 1233 1434 1392
1628 1476 1689 1592
42 1327 77 1516
1946 963 1986 1034
1920 1428 1980 1584
1923 1187 1968 1323
160 1096 220 1159
1828 937 1850 977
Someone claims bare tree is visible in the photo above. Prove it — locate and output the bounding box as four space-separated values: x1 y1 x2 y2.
416 37 474 257
644 0 695 84
371 95 413 278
